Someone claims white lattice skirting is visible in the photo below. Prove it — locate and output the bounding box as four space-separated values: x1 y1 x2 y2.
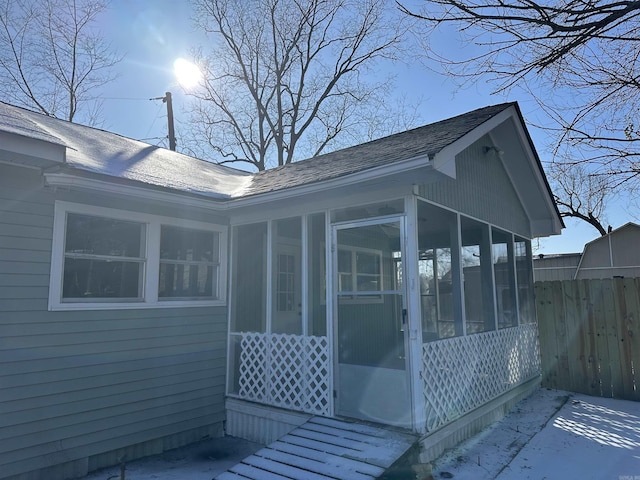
237 333 331 416
421 323 540 431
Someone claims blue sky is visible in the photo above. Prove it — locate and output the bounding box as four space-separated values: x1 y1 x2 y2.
94 0 628 255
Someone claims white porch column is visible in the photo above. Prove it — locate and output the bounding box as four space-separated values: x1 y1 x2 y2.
405 193 427 434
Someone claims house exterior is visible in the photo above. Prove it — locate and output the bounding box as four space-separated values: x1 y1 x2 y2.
575 223 640 279
0 101 562 480
534 223 640 282
533 253 582 281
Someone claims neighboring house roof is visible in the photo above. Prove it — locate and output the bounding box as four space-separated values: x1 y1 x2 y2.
575 222 640 279
534 223 640 281
581 222 640 252
533 253 582 282
0 100 562 235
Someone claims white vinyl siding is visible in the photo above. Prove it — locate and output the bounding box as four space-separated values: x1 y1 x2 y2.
419 137 530 238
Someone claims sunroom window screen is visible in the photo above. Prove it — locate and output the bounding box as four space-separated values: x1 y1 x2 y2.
62 213 145 300
159 226 218 299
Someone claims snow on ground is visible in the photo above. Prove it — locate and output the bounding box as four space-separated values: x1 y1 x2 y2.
81 389 640 480
497 394 640 480
431 388 640 480
81 436 263 480
430 388 570 479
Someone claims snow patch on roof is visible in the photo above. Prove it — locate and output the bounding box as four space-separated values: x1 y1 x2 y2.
0 102 66 146
1 102 252 199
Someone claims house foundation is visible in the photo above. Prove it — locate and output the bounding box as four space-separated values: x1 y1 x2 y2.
417 377 540 464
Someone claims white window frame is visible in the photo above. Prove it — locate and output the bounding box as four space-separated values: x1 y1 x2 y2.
333 244 385 304
49 201 228 311
337 245 384 293
159 225 221 301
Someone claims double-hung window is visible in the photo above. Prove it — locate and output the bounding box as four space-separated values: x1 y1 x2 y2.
159 226 219 300
49 202 227 310
337 247 383 293
62 213 146 301
336 246 383 303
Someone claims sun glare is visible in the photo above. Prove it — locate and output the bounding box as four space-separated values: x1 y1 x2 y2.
174 58 202 89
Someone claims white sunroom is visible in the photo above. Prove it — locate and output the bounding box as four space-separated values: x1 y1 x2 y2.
223 103 563 441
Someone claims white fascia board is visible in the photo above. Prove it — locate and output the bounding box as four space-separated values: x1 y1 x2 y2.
436 104 562 237
226 153 434 209
506 112 563 236
44 172 230 211
0 131 66 165
530 219 561 238
45 153 434 212
432 106 516 178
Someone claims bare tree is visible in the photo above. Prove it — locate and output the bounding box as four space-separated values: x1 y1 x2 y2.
0 0 121 125
398 0 640 228
186 0 415 171
547 162 611 236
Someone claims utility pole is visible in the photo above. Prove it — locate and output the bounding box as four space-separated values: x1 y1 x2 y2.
150 91 176 151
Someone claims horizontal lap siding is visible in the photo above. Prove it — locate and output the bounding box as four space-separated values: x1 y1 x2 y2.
0 164 228 479
0 167 54 318
419 138 530 237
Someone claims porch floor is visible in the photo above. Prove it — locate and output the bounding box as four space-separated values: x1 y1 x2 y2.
215 416 417 480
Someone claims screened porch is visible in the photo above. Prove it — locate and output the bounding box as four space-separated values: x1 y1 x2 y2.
226 197 540 434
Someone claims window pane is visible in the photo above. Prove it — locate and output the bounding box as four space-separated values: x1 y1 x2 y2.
356 252 380 275
339 273 353 291
332 199 404 223
338 250 351 273
63 259 142 299
159 263 214 298
160 226 217 262
357 274 380 291
417 201 459 342
65 213 143 257
272 217 302 334
492 228 517 329
276 255 295 312
461 217 495 334
231 222 267 333
158 226 218 300
515 237 535 323
307 213 327 336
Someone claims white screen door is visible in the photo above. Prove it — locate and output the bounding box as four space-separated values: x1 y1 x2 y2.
333 217 411 428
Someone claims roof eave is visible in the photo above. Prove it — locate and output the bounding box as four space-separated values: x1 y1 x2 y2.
227 153 444 209
508 104 565 236
0 130 66 169
44 170 230 212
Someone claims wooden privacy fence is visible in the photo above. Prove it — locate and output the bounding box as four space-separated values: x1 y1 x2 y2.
535 278 640 401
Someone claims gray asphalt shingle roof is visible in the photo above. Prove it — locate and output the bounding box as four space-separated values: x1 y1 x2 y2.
0 101 514 199
244 103 514 197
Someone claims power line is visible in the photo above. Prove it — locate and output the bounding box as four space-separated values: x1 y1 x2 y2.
101 96 154 101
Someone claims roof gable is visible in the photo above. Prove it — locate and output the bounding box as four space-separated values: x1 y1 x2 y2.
244 103 514 196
